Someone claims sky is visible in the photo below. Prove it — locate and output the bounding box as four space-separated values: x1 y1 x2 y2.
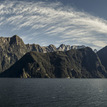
0 0 107 50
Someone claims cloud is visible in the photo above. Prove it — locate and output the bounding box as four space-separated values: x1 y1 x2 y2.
0 0 107 49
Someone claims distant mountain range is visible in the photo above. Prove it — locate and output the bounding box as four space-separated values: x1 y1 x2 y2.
0 35 107 78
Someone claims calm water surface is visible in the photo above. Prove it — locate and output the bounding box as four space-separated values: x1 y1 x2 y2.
0 79 107 107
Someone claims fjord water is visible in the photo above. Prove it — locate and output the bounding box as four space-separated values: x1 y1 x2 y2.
0 79 107 107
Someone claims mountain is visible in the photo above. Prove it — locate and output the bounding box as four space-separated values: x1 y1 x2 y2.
0 35 27 72
0 47 106 78
97 46 107 70
0 35 60 72
0 35 86 73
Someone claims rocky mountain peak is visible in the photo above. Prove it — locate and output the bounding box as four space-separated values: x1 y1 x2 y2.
58 44 71 51
59 44 65 47
10 35 24 46
48 44 56 48
47 44 57 52
71 45 86 49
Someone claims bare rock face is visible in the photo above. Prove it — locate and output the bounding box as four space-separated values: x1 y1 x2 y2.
0 35 27 72
10 35 24 46
57 44 71 51
43 44 57 53
26 44 44 52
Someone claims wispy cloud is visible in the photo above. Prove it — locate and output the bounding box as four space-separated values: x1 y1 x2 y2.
0 0 107 49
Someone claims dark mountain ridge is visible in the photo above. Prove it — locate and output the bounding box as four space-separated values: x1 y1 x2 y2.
0 47 106 78
97 46 107 70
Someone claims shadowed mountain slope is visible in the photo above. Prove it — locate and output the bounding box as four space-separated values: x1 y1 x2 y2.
97 46 107 70
0 47 106 78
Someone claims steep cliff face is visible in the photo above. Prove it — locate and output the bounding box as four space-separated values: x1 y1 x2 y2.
0 47 106 78
97 46 107 70
0 35 27 72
